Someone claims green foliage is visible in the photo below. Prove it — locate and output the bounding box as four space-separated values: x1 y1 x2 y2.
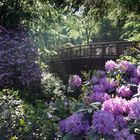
88 132 113 140
0 0 35 27
118 55 138 64
118 49 140 65
61 134 84 140
2 0 139 63
41 72 65 101
0 88 74 139
66 87 81 100
1 0 140 60
0 89 29 139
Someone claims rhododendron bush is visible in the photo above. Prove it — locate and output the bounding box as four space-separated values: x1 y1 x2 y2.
0 26 41 89
59 59 140 140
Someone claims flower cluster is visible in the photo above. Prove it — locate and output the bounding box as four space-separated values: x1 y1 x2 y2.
117 85 133 97
60 59 140 139
102 97 129 115
128 98 140 120
118 60 136 74
90 91 110 103
59 113 89 136
92 110 116 134
114 129 135 140
0 26 41 89
105 60 117 71
69 74 82 87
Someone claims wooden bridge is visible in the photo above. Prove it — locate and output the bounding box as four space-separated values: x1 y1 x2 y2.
48 41 140 81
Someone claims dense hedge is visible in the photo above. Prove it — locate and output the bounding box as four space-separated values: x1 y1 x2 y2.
0 26 41 89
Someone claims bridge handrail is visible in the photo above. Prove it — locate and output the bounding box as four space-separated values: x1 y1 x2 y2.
74 40 140 47
61 41 140 51
48 41 140 61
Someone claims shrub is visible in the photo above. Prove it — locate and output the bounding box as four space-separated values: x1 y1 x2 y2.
0 26 41 89
0 89 28 139
41 72 77 119
0 72 79 139
41 72 65 101
0 89 59 139
59 58 140 140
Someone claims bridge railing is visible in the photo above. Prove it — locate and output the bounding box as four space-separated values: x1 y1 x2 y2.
49 41 140 61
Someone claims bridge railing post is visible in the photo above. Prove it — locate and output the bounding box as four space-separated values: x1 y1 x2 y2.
90 44 92 58
102 44 105 58
116 43 120 57
79 45 81 58
61 48 64 60
69 48 72 60
93 45 96 56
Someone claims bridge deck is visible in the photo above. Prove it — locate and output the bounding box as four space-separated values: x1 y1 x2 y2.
48 41 140 61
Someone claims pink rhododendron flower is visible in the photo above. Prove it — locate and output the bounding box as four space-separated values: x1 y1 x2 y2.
117 85 133 97
105 60 117 71
69 75 82 87
102 97 129 115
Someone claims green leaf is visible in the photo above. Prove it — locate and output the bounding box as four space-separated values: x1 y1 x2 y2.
19 118 25 126
11 136 18 140
61 134 83 140
116 73 122 81
87 107 93 113
88 132 101 140
89 102 101 110
134 128 140 134
103 134 113 140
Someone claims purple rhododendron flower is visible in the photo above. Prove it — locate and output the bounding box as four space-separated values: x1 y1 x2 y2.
99 77 118 91
91 70 106 84
105 60 117 71
131 69 139 77
91 76 100 84
102 97 129 115
59 120 66 133
114 129 136 140
59 113 90 136
89 91 110 103
117 85 133 97
69 75 82 87
115 115 127 128
96 70 106 77
93 84 106 92
118 61 136 73
92 110 116 134
128 98 140 120
130 77 139 85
